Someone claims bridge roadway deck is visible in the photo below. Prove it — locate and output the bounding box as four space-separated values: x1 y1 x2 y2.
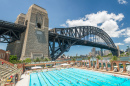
0 20 26 36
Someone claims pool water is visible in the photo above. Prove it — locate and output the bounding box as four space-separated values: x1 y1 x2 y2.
29 68 130 86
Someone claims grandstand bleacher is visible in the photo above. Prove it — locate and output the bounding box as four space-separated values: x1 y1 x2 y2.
0 59 22 86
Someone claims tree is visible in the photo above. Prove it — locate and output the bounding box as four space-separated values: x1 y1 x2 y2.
126 52 129 56
111 56 119 61
96 55 103 60
35 57 40 62
9 55 18 64
23 58 31 63
71 58 76 61
88 56 91 60
9 55 18 61
43 58 50 61
82 57 85 60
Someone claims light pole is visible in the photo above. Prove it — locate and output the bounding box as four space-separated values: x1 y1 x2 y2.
127 45 130 55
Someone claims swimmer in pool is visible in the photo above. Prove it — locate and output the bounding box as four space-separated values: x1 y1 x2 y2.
77 81 79 83
33 83 36 85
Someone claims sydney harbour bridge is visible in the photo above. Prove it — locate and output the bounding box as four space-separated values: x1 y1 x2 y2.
0 4 120 60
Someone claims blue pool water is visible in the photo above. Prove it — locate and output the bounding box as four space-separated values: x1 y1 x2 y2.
29 68 130 86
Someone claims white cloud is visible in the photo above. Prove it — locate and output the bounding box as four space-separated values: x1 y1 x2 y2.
100 20 125 37
115 43 124 46
121 23 124 27
123 27 130 43
124 37 130 43
118 0 128 4
61 11 125 37
125 27 130 36
89 36 105 43
60 24 67 27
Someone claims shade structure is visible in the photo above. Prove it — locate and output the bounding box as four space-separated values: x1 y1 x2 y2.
114 66 118 68
126 65 130 71
86 64 89 65
31 66 42 69
61 63 70 66
70 62 74 64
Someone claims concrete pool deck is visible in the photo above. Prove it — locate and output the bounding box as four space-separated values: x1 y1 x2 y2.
15 74 30 86
77 67 130 79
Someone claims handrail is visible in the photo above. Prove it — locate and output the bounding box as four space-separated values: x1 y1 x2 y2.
1 68 22 86
0 59 14 66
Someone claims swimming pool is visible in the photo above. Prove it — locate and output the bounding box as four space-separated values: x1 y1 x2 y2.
29 68 130 86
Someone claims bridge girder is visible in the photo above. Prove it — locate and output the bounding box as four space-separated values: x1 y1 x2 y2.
0 20 26 43
49 26 118 60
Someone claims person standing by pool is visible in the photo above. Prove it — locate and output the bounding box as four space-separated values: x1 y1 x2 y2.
2 61 3 65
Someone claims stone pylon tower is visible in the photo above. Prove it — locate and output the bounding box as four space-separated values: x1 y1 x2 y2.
7 4 49 60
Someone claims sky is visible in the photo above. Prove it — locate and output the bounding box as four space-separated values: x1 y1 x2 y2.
0 0 130 56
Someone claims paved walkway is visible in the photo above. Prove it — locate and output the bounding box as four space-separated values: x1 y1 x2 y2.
16 74 30 86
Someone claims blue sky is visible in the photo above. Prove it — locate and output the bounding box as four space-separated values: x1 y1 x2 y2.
0 0 130 56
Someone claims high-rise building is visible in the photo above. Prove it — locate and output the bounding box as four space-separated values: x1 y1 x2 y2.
104 50 111 56
91 47 96 57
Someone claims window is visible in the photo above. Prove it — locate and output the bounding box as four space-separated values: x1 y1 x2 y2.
37 23 41 28
25 20 28 26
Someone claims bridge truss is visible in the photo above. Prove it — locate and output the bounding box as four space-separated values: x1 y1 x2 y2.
0 20 26 43
49 26 118 60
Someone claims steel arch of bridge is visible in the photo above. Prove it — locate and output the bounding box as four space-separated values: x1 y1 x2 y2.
0 20 26 43
0 20 118 60
49 26 118 60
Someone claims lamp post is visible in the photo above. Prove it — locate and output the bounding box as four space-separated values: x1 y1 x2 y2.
127 45 130 56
